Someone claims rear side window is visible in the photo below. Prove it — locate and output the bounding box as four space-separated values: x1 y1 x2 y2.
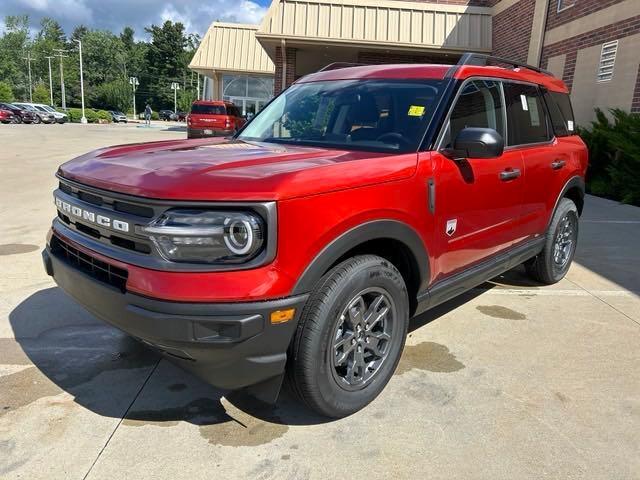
543 91 576 137
504 83 551 146
191 104 226 115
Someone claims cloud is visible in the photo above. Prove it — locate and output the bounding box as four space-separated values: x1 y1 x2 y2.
0 0 270 37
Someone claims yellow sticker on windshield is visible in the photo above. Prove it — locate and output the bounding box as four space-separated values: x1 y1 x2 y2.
408 105 425 117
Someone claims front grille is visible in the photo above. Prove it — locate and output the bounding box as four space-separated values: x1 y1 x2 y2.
58 181 154 218
50 235 128 292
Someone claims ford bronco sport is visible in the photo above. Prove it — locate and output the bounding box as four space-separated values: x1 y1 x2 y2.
43 54 587 418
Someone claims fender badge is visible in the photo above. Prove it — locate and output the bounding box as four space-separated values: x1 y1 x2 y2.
446 219 457 237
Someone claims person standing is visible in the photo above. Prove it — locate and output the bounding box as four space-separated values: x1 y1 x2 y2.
144 104 152 126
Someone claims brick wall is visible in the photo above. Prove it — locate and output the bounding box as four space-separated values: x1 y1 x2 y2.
546 0 627 30
274 46 297 93
491 0 536 63
357 51 458 65
632 64 640 113
540 15 640 91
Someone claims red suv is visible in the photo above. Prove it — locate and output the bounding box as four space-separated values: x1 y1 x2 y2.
43 54 587 417
186 100 245 138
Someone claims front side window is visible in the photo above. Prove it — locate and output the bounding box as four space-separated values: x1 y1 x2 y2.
442 79 505 148
504 83 551 146
238 79 444 153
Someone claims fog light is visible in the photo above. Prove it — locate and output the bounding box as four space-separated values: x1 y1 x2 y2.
270 308 295 324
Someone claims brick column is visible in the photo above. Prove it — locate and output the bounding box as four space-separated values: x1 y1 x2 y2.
274 46 297 94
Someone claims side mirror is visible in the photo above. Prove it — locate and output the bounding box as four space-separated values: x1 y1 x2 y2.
443 127 504 160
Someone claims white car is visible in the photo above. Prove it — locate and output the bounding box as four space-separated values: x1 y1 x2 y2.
14 103 68 124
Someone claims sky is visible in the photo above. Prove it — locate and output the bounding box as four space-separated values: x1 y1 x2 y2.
0 0 272 38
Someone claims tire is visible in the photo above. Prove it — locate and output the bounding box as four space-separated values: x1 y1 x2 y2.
287 255 410 418
33 116 41 124
525 198 579 285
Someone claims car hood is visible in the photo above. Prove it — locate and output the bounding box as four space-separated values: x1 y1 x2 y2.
58 138 418 201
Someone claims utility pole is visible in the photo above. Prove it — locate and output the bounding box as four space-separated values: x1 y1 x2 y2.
53 49 69 110
171 82 180 113
197 73 200 100
45 56 54 106
22 53 34 102
73 39 87 124
129 76 139 120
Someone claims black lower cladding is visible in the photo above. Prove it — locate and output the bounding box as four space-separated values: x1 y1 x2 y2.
42 245 308 391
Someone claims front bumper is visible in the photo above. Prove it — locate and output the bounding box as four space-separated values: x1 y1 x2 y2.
42 243 308 393
187 127 234 138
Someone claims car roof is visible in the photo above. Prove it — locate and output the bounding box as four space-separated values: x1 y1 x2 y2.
297 63 568 93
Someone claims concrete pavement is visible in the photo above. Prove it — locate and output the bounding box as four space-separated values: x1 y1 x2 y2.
0 123 638 479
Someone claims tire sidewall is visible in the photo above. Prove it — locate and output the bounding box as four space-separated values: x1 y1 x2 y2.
544 199 579 282
303 257 409 416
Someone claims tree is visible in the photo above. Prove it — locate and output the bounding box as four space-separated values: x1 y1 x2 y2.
32 83 50 103
144 21 188 109
94 78 131 112
0 81 14 102
0 15 30 101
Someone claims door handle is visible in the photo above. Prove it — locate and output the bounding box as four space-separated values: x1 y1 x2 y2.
551 159 566 170
500 168 521 181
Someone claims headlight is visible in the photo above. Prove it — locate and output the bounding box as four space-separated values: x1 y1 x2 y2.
141 209 265 264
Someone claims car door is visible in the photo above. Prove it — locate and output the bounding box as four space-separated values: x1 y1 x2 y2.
431 79 525 280
510 86 581 239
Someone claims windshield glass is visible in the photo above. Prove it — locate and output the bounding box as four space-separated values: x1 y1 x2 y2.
238 79 444 152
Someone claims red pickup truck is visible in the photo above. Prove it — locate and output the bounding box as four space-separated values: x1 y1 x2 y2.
43 54 587 417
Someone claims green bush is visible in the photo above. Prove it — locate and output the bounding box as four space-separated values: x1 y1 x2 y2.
0 81 14 102
151 111 159 121
579 109 640 206
32 84 50 104
66 108 112 123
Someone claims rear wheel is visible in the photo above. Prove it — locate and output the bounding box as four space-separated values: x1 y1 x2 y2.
33 116 41 124
287 255 409 418
525 198 579 284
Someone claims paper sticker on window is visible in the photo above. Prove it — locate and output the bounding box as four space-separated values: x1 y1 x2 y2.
520 94 529 111
408 105 425 117
567 120 574 131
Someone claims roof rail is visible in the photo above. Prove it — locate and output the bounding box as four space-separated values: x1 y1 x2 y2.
317 62 366 72
457 53 554 76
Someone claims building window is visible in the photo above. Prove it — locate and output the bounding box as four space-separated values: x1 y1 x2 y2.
557 0 575 12
597 40 619 83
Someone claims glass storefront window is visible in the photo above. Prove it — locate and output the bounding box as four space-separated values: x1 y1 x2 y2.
223 74 274 118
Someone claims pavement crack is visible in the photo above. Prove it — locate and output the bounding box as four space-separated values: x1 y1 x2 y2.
565 277 640 328
81 357 161 480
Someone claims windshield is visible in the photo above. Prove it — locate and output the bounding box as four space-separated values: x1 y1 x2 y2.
238 79 444 152
41 106 56 113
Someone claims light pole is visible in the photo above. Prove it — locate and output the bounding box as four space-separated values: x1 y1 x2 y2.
53 49 68 110
45 56 54 106
171 82 180 113
22 53 34 102
129 76 139 120
73 39 87 124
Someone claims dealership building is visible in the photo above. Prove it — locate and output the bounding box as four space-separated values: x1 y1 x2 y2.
189 0 640 125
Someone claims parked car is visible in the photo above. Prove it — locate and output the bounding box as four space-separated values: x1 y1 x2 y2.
42 54 587 418
186 100 245 138
0 108 16 124
13 103 56 124
109 111 128 123
159 109 174 121
33 103 68 124
170 111 187 122
0 103 37 123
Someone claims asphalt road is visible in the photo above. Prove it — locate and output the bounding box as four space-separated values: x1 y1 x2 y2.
1 123 639 479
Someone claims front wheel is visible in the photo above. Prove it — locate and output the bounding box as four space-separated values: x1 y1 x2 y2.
525 198 579 284
287 255 409 418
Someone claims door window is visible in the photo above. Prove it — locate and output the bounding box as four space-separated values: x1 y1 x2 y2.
443 79 505 148
504 83 551 146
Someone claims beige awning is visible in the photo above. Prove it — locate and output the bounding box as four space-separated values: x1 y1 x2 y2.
256 0 492 54
189 22 275 76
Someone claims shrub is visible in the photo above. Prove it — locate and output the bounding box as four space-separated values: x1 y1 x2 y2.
32 84 50 104
66 108 112 123
0 81 14 102
579 109 640 206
